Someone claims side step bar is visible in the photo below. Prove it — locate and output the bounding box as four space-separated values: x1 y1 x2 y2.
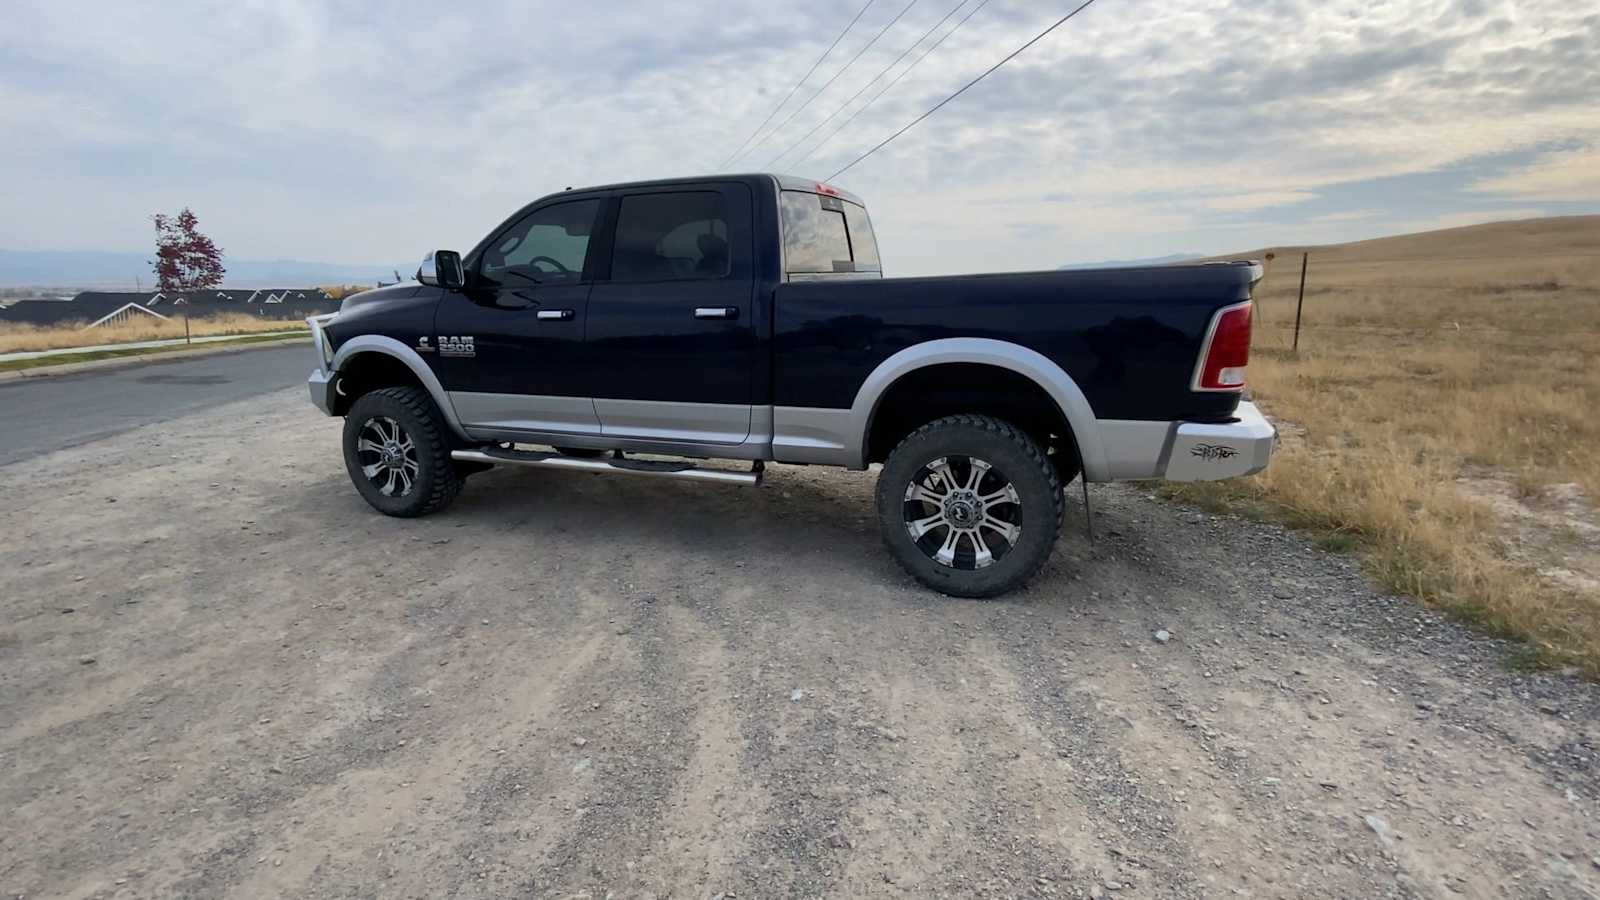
451 448 763 487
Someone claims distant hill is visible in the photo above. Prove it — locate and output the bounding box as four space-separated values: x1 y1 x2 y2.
0 249 410 289
1214 215 1600 265
1058 253 1201 270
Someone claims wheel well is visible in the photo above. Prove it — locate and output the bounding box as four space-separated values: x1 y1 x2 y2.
865 363 1082 475
332 352 427 416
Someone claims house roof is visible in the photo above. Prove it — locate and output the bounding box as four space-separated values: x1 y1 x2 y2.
87 303 170 327
1 289 340 325
0 295 151 325
75 288 335 307
73 291 158 306
170 291 340 313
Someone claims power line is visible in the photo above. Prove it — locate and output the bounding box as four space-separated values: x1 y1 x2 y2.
729 0 921 169
719 0 878 170
826 0 1103 181
791 0 992 170
767 0 972 170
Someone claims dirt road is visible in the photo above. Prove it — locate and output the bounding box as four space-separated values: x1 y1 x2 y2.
3 390 1597 899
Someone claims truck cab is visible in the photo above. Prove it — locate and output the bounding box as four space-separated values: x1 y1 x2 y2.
316 175 879 457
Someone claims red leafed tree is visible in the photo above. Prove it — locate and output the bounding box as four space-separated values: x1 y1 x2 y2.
150 208 226 291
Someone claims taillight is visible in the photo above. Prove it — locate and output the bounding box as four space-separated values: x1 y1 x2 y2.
1192 301 1252 392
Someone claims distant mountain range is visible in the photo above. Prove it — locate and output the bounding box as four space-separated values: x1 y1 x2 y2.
1058 253 1200 270
0 249 410 288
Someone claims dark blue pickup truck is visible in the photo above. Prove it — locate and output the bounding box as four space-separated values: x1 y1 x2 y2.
307 173 1273 596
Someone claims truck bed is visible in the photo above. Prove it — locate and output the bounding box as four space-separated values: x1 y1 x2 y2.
773 261 1260 422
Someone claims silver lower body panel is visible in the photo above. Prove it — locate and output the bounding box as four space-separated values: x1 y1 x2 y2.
449 391 601 436
425 391 1276 485
457 395 775 462
1095 419 1175 480
593 397 753 445
771 406 858 467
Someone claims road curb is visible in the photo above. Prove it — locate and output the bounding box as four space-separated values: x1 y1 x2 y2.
0 336 311 383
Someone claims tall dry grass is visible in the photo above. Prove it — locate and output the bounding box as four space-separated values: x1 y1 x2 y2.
0 312 307 354
1165 216 1600 673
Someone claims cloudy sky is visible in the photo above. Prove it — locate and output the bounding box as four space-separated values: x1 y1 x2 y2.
2 0 1596 275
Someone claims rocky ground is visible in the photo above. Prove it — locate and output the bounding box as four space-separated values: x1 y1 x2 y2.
1 390 1597 899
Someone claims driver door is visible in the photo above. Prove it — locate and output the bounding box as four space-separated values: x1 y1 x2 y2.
436 195 608 436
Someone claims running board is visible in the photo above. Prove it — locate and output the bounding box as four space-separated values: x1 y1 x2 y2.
451 448 763 487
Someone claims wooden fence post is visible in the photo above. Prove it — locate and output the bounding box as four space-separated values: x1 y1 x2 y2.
1292 252 1308 353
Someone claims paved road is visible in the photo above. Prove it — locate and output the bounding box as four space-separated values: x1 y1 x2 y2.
0 343 310 466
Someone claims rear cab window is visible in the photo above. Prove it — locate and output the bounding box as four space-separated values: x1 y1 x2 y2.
611 192 732 283
779 190 882 279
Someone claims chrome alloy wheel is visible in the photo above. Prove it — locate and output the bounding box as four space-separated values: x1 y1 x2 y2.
902 455 1023 569
355 416 419 498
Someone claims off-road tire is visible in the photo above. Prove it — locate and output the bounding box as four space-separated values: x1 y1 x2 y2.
876 414 1063 598
342 386 463 518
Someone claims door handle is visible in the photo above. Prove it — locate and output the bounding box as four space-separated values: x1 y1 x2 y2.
536 309 574 321
694 306 739 320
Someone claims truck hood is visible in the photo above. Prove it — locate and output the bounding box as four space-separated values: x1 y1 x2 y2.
339 282 422 314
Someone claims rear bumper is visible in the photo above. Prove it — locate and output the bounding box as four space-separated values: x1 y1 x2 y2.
1161 401 1275 481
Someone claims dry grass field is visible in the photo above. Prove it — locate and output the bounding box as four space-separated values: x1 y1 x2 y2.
1165 215 1600 674
0 312 306 354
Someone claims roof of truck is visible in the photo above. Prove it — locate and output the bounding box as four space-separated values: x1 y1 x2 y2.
556 173 866 207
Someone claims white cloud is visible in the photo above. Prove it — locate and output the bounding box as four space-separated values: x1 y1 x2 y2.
1203 192 1319 213
1469 145 1600 202
1309 210 1382 223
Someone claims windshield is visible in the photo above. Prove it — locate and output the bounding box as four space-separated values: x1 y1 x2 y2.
779 190 882 276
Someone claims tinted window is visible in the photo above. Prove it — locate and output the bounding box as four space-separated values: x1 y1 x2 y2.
843 201 881 271
611 192 730 283
780 191 851 274
479 199 600 287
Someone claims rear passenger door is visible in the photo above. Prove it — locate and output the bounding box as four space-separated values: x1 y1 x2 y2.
583 183 757 445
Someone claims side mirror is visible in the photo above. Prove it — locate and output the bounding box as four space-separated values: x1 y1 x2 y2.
417 250 465 290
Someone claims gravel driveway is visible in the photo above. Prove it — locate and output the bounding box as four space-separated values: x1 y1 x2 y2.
2 390 1597 899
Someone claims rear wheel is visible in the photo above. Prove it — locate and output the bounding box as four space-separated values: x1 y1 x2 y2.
342 386 463 517
876 414 1063 598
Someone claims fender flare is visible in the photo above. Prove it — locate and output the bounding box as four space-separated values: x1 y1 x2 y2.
332 335 469 441
850 338 1108 481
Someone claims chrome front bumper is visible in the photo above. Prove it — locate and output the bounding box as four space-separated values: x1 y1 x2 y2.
1162 401 1275 481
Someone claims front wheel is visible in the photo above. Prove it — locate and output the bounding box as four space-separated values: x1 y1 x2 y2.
876 415 1063 598
342 386 463 517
